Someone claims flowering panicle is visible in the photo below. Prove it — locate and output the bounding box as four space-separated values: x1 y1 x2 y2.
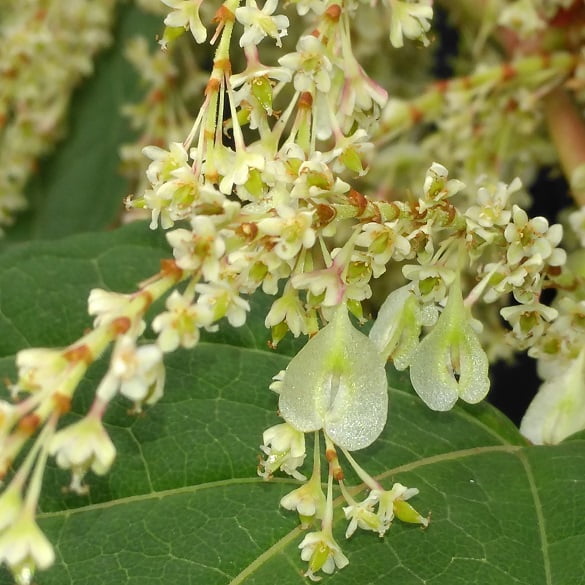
0 0 117 232
258 305 428 577
5 0 585 580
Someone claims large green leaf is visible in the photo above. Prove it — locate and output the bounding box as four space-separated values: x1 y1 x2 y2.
0 223 584 585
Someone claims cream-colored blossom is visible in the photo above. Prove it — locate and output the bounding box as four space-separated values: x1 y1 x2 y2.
500 302 558 345
402 263 456 304
257 205 316 260
343 491 385 538
280 473 326 525
265 290 309 336
110 336 165 408
143 142 190 187
152 291 214 351
0 511 55 577
372 482 428 530
504 205 566 267
356 221 411 276
498 0 545 37
49 414 116 492
87 289 133 327
259 422 306 480
235 0 289 47
166 216 226 281
161 0 207 44
299 530 349 581
195 282 251 327
422 162 464 203
278 35 333 93
521 349 585 444
388 0 433 48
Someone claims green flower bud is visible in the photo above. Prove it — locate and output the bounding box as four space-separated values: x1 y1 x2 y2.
251 76 273 113
340 147 364 175
279 306 388 450
393 499 428 526
244 168 265 199
409 279 490 411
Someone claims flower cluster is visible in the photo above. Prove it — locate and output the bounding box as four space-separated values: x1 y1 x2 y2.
4 0 585 581
258 323 429 578
0 0 116 232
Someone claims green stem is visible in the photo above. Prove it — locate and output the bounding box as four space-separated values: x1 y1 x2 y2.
340 447 382 491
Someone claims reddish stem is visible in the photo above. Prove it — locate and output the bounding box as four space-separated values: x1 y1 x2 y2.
544 88 585 206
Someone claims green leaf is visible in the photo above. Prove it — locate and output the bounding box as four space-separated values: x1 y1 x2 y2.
1 4 161 247
0 221 167 357
1 224 584 585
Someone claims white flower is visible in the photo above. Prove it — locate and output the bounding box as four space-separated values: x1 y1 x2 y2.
343 492 385 538
355 221 411 276
143 142 190 187
522 350 585 444
257 205 315 260
258 422 306 480
166 216 226 281
15 348 68 395
498 0 545 37
504 205 566 267
87 289 133 327
278 35 333 93
299 530 349 581
110 336 165 409
389 0 433 48
292 263 344 307
235 0 289 47
0 510 55 575
49 414 116 492
466 177 519 232
152 291 214 352
422 162 464 203
481 255 544 303
230 60 292 90
215 144 265 196
195 282 251 327
289 158 347 201
145 162 211 229
161 0 207 44
265 290 309 337
335 66 388 127
291 0 327 16
500 302 558 345
402 263 456 304
280 473 326 526
373 482 428 529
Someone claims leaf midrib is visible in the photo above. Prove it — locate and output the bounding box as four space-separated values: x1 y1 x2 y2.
38 444 519 520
